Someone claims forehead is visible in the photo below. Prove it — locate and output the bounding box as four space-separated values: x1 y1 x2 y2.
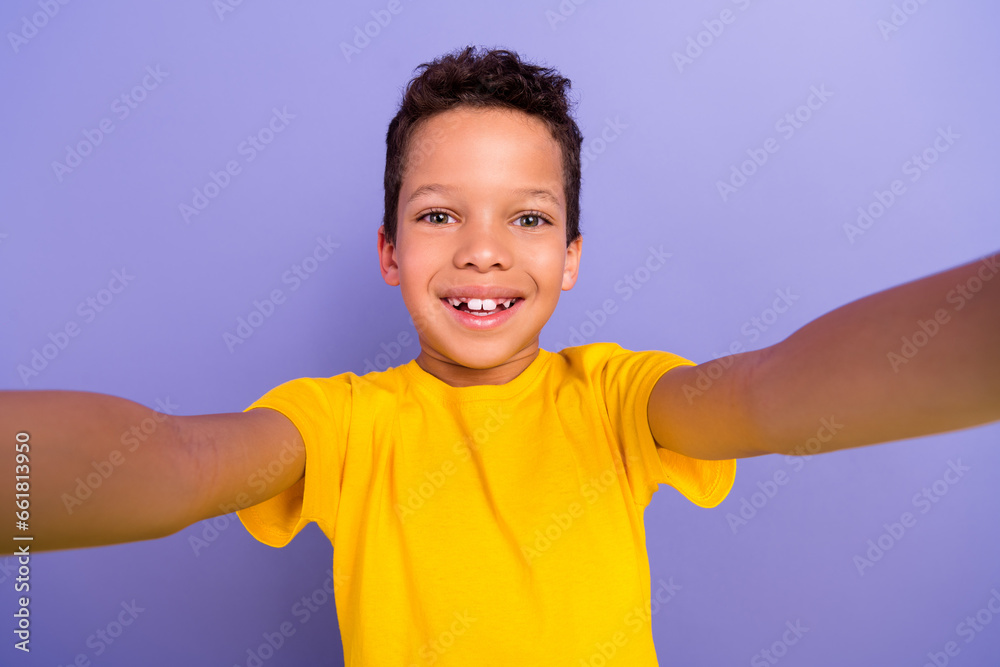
401 106 564 204
412 104 551 141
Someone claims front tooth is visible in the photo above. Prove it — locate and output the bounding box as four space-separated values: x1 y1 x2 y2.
468 298 483 310
481 299 497 311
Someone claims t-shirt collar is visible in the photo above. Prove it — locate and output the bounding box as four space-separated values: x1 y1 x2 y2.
403 348 552 401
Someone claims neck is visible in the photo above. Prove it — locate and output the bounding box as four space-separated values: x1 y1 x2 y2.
414 345 540 387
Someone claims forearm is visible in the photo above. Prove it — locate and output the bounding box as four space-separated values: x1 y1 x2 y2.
750 252 1000 456
1 390 196 553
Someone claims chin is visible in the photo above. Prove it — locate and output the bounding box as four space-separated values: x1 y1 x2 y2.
436 335 530 368
445 344 515 369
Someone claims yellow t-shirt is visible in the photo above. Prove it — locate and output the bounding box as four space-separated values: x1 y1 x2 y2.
236 342 736 666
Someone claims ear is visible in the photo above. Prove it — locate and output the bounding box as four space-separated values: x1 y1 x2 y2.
561 236 582 291
377 225 400 286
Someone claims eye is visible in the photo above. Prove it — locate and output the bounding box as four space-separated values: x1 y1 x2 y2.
420 209 456 225
514 212 553 228
419 209 554 227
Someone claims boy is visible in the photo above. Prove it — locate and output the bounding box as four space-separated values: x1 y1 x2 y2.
5 45 999 665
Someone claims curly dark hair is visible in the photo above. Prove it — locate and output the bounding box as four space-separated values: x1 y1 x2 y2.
382 45 584 247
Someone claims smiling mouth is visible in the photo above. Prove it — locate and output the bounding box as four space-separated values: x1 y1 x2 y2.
444 297 521 316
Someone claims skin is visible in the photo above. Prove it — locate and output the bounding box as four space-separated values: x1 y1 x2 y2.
378 106 581 387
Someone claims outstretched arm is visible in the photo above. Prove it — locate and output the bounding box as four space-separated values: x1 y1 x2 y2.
649 252 1000 460
1 390 304 553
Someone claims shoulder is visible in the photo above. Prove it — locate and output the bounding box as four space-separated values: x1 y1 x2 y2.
553 342 693 380
262 363 410 396
550 342 629 371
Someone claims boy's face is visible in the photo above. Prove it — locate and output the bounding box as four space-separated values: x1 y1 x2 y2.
378 105 582 385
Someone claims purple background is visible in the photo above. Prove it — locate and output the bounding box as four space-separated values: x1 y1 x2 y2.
3 1 1000 665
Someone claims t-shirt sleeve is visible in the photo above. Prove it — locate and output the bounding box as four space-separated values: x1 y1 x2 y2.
601 345 736 509
235 375 352 548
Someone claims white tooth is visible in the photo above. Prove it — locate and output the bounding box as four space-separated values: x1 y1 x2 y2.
481 299 497 311
468 298 483 310
448 298 462 307
504 299 515 308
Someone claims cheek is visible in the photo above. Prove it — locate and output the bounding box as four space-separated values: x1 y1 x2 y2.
396 244 431 281
529 246 569 282
397 249 441 304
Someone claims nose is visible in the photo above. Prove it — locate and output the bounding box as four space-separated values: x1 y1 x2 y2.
453 218 513 271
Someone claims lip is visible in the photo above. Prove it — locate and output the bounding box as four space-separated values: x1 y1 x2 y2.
439 286 524 300
441 297 524 331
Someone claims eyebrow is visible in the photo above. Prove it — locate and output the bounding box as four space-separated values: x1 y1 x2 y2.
406 183 563 209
